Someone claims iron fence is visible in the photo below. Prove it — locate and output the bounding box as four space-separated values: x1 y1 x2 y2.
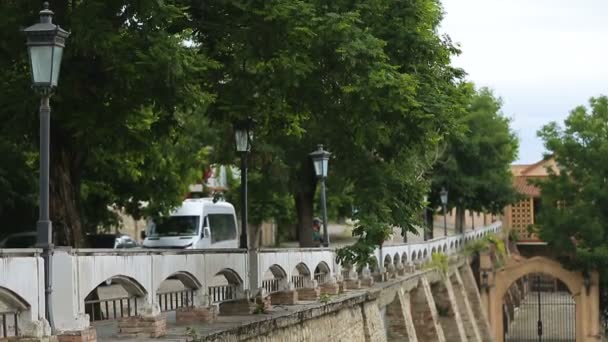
0 311 18 338
262 278 281 294
85 296 138 321
314 272 329 285
157 289 196 312
291 275 305 289
208 285 238 303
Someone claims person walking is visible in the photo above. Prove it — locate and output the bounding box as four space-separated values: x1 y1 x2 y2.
312 217 323 246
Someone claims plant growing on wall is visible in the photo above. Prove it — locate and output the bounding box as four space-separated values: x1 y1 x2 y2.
424 252 449 276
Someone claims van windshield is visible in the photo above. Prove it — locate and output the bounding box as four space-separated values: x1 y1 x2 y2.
151 216 200 237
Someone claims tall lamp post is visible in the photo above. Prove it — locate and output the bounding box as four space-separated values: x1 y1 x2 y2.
234 120 253 249
24 2 69 329
440 187 448 237
422 195 428 241
310 145 331 247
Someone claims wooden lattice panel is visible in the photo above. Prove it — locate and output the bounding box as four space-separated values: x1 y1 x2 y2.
511 198 535 240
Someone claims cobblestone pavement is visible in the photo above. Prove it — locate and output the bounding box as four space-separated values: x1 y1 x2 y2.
505 291 576 342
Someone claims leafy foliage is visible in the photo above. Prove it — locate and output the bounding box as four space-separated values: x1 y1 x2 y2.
430 87 519 230
535 95 608 319
424 252 449 276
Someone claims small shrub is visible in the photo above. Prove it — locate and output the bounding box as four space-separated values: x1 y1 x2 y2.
319 293 331 304
253 302 267 315
423 252 449 276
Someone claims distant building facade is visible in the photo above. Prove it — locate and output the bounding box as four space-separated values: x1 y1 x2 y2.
503 157 559 242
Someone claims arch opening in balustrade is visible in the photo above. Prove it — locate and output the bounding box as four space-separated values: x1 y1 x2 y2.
411 251 417 261
262 264 287 294
393 253 400 265
442 244 447 253
419 250 424 259
0 286 30 338
401 252 407 264
383 254 392 269
157 271 201 312
209 268 243 304
84 275 147 323
431 247 437 255
292 263 311 289
314 261 331 285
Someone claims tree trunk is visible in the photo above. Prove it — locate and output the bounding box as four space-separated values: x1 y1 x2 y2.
425 209 434 240
49 143 85 247
294 157 317 247
455 206 466 234
295 191 315 247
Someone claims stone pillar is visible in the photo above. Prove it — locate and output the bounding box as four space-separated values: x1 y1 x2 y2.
409 277 446 341
175 288 217 325
360 266 374 287
117 303 166 338
296 278 321 301
269 279 298 305
361 302 387 342
385 288 418 341
430 277 468 342
450 271 482 342
320 276 340 295
459 265 492 340
386 263 397 279
395 260 406 276
51 250 96 341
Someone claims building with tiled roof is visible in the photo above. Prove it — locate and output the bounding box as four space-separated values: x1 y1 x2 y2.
503 157 558 242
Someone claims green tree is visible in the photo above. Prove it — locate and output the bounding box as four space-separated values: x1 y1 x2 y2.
430 86 519 232
535 95 608 318
193 0 467 249
0 1 215 246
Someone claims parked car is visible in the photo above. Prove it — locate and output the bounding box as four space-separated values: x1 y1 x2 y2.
86 234 139 249
0 232 37 248
0 232 139 249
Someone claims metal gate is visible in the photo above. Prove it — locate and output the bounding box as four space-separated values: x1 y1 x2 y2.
504 274 575 341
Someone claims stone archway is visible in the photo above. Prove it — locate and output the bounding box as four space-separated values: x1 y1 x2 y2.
484 256 599 342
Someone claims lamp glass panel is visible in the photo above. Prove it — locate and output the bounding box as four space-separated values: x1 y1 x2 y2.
321 159 328 177
29 45 53 85
313 159 322 177
235 130 248 152
51 45 63 87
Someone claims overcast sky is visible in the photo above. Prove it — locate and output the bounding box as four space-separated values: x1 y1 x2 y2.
440 0 608 163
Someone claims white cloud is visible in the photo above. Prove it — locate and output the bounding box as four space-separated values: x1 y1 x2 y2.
440 0 608 163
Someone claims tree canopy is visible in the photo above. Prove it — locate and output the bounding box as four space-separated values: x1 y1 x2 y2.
429 86 519 232
535 95 608 319
0 0 512 251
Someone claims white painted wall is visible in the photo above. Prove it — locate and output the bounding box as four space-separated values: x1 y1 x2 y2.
2 222 501 335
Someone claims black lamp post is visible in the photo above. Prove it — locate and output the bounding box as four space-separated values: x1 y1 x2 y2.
310 144 331 247
422 195 428 241
440 187 448 237
23 2 69 329
234 120 253 249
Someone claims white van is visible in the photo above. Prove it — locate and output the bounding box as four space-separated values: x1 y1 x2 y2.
142 198 239 249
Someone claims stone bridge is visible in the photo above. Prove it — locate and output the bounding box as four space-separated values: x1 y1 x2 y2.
0 222 501 341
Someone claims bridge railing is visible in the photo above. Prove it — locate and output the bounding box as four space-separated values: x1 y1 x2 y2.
0 221 501 336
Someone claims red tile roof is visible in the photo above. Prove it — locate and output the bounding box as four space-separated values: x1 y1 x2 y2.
513 176 541 197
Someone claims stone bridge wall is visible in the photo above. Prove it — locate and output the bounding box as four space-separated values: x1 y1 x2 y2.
200 259 490 342
0 222 500 340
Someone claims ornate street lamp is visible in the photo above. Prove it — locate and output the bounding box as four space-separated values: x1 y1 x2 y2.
310 144 331 247
440 187 448 237
234 119 253 249
23 2 69 329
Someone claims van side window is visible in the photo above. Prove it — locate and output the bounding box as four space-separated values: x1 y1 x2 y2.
207 214 237 243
